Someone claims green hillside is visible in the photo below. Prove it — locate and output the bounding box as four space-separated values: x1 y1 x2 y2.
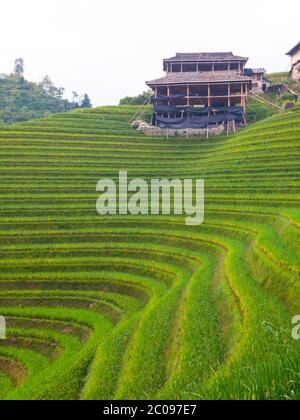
246 96 280 123
0 75 91 125
0 105 300 400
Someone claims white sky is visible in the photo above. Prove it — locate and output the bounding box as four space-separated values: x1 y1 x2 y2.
0 0 299 106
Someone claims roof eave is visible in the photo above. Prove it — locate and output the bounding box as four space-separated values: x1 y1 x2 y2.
286 42 300 56
146 78 251 86
163 57 249 63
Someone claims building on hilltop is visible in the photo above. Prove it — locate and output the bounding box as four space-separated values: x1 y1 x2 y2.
287 42 300 82
244 68 268 92
146 52 252 133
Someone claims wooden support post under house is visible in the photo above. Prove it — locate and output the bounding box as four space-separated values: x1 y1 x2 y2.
244 83 248 113
208 84 211 107
167 86 170 118
207 106 210 139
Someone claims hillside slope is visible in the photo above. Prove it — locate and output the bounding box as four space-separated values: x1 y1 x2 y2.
0 106 300 400
0 75 90 124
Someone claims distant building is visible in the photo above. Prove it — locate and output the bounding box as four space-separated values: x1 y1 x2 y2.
286 41 300 82
244 68 268 92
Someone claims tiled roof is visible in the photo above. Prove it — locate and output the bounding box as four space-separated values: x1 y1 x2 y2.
146 71 251 86
164 52 248 62
244 68 266 75
287 42 300 56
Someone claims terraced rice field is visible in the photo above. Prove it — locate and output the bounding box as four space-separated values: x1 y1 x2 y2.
0 105 300 400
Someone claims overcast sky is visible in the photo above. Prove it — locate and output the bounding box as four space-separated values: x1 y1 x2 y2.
0 0 299 106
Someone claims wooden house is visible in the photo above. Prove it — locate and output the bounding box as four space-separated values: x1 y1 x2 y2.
146 52 251 131
287 42 300 82
244 68 268 92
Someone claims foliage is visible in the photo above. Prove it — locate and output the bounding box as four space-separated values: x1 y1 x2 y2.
14 58 25 76
119 91 152 106
246 72 300 123
267 72 300 94
0 61 93 124
80 93 92 108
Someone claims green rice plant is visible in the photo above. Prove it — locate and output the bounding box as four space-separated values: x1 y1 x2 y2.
0 373 13 399
0 104 300 400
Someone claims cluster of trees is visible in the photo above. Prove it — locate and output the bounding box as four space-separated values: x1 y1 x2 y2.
39 75 92 108
119 91 152 105
0 58 92 124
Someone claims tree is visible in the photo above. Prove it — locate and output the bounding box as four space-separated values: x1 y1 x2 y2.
119 90 152 105
40 75 55 95
72 91 79 103
80 93 92 108
0 62 93 124
54 86 65 99
14 58 25 76
40 76 64 99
